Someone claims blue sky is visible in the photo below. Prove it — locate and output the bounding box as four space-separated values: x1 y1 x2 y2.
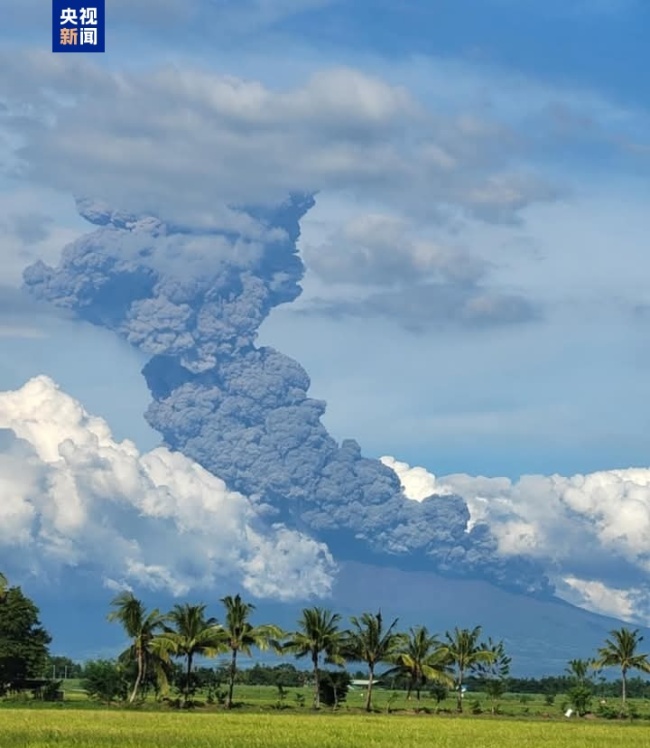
1 0 650 623
2 0 647 477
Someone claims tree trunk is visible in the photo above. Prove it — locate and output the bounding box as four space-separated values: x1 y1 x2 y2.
226 647 237 709
406 677 413 701
457 669 464 713
184 653 193 707
621 667 627 707
129 647 144 704
416 682 421 702
365 665 374 712
312 652 320 710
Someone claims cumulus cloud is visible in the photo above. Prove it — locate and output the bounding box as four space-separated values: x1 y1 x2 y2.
559 577 639 621
297 205 539 330
302 211 486 286
0 50 555 228
380 456 448 502
0 375 335 600
23 199 550 597
382 454 650 621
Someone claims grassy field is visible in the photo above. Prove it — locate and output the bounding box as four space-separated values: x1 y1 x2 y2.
2 709 650 748
2 681 646 719
3 681 649 747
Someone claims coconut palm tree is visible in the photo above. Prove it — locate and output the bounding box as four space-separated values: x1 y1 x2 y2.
386 626 452 702
107 591 169 703
344 611 405 712
439 626 495 712
219 594 283 709
283 607 344 710
595 628 650 706
164 603 225 707
566 658 593 685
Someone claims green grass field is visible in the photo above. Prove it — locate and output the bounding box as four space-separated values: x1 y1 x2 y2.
2 680 646 718
3 681 649 747
1 710 650 748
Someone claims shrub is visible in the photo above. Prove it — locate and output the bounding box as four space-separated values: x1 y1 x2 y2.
318 671 350 708
429 682 448 705
567 684 592 717
81 660 128 704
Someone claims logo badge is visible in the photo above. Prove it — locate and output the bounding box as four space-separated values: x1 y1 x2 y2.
52 1 105 53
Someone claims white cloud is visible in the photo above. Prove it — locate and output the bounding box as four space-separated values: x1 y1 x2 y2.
0 376 335 600
381 454 650 621
560 576 637 621
0 50 555 229
302 211 485 286
380 456 453 502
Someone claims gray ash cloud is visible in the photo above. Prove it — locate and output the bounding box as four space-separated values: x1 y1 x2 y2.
24 195 551 596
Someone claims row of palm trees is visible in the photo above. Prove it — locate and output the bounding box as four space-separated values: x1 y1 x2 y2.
107 592 499 712
107 592 650 714
567 628 650 707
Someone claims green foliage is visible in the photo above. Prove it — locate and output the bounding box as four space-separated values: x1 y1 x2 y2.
344 611 404 712
566 658 593 685
45 656 83 680
567 684 592 716
318 670 350 708
476 638 511 714
429 681 448 705
595 628 650 705
37 679 64 702
0 580 51 693
81 660 128 703
107 592 170 703
596 701 620 720
220 593 283 709
205 684 226 705
163 603 225 707
385 626 452 701
439 626 496 713
283 608 344 710
233 663 305 687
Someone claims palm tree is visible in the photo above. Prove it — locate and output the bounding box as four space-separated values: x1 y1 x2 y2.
220 594 283 709
439 626 495 712
344 611 405 712
163 603 225 707
595 628 650 706
566 658 592 685
386 626 452 702
107 591 169 703
283 607 344 710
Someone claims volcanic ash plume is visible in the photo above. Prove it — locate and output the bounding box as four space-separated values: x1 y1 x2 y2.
24 195 550 596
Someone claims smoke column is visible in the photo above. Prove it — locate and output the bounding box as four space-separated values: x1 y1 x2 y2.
24 195 550 596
